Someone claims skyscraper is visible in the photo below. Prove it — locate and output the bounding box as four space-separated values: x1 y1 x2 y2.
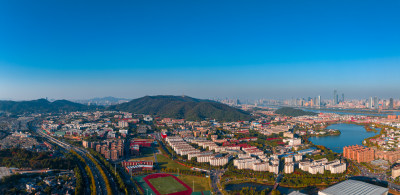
389 98 394 110
341 93 344 103
333 90 338 105
317 95 321 107
374 97 379 110
369 97 374 109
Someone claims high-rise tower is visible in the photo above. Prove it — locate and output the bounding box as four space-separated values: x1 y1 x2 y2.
333 90 338 105
389 98 394 110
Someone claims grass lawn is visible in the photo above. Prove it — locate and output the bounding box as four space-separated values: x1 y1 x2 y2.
148 176 187 194
130 147 155 161
177 175 211 192
156 154 191 170
130 155 155 161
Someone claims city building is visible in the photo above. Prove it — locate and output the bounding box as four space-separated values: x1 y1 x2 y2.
375 150 400 163
122 161 153 173
285 156 293 163
330 163 346 174
392 165 400 179
309 165 324 174
294 154 303 161
343 145 374 163
333 90 338 105
284 163 294 174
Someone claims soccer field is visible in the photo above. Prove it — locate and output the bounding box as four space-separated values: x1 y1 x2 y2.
148 176 187 194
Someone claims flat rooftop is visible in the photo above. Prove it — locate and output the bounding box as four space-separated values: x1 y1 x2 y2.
319 180 388 195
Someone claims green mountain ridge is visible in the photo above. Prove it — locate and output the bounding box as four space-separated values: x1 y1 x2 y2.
275 107 317 117
0 99 98 114
109 95 251 121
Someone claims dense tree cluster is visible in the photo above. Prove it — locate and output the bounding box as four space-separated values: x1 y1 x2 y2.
74 167 84 195
0 148 75 169
70 150 96 195
227 187 271 195
275 107 317 117
280 169 346 187
223 168 275 182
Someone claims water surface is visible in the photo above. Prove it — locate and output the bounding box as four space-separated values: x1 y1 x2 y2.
308 123 379 153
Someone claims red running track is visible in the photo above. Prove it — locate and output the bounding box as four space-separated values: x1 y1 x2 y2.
143 173 192 195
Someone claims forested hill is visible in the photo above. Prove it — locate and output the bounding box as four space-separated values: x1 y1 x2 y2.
109 95 251 121
274 107 317 117
0 99 97 114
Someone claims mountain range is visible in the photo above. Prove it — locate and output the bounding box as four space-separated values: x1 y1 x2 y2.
0 99 98 115
0 96 251 121
110 95 251 121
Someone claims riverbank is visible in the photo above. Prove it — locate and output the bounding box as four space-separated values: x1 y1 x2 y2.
308 129 341 137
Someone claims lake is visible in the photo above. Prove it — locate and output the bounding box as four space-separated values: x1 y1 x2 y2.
308 123 380 153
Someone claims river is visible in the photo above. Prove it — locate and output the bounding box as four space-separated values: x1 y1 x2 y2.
308 123 380 153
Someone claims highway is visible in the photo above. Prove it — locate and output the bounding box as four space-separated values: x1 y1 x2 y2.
35 126 119 195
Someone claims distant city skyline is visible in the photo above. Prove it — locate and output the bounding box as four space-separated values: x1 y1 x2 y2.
1 1 399 100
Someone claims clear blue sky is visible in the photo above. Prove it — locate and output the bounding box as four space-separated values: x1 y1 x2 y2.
0 0 399 100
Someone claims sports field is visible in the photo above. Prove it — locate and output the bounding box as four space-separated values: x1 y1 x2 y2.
148 176 187 194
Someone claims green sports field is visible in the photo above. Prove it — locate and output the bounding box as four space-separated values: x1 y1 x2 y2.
148 176 187 194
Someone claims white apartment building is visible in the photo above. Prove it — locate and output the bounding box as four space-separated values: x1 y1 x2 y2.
234 158 260 169
330 163 346 174
299 161 311 172
271 159 280 166
284 163 294 174
312 158 328 166
309 165 324 174
294 154 303 162
197 154 215 163
210 156 230 166
252 162 269 171
324 159 340 171
285 156 294 163
269 164 279 174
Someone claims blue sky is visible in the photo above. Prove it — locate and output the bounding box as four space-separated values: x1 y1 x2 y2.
0 0 399 100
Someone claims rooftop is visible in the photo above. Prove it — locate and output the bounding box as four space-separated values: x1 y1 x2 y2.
319 180 388 195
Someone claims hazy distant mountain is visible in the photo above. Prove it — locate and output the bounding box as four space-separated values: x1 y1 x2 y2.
0 99 98 114
109 95 251 121
275 107 317 117
74 96 130 106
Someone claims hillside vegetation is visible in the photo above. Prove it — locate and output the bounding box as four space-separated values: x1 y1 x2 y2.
0 99 98 114
275 107 317 117
109 95 251 121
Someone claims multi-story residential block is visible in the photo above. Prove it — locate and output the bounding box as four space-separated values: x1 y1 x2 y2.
269 164 279 174
309 165 324 174
285 156 293 163
284 163 294 174
343 145 374 163
252 162 269 171
299 161 311 172
210 156 231 166
294 154 303 161
330 163 346 174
